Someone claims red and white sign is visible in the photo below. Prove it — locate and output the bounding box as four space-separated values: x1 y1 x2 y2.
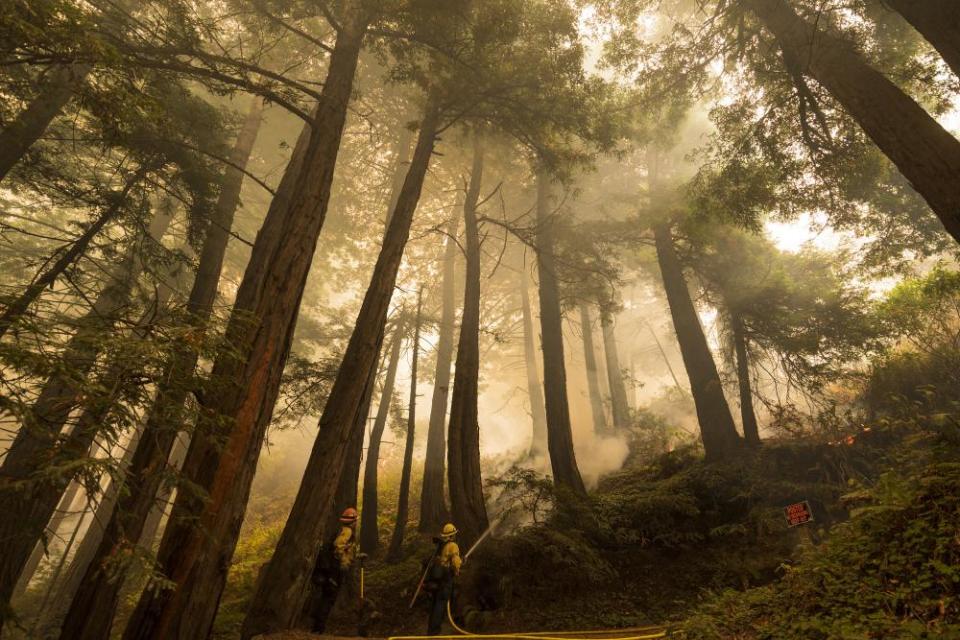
784 501 814 527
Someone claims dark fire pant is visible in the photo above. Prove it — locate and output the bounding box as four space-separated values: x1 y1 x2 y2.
427 576 453 635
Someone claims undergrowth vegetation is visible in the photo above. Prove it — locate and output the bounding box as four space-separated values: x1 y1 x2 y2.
206 268 960 639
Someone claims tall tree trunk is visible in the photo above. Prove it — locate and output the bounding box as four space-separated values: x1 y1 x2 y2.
298 350 380 632
388 290 422 561
886 0 960 80
534 170 586 496
744 0 960 244
653 223 741 460
0 63 91 183
56 97 263 640
359 324 404 554
578 305 607 435
520 263 548 459
386 124 415 218
447 135 490 548
600 310 631 430
135 433 189 555
419 217 458 534
240 91 440 639
27 498 92 636
122 12 369 638
357 118 417 554
0 207 172 629
38 428 144 634
13 481 83 598
26 253 184 634
729 310 761 446
0 167 148 341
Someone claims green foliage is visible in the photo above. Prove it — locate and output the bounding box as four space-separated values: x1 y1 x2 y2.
594 445 845 554
678 460 960 639
868 266 960 414
213 520 284 638
697 226 878 391
621 407 678 467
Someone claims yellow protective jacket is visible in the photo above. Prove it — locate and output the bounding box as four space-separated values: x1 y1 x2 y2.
437 540 462 577
333 524 357 570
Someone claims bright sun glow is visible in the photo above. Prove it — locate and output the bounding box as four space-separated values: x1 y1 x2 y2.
764 212 842 253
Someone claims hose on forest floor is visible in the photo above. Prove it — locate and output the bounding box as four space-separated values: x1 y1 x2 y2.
385 601 668 640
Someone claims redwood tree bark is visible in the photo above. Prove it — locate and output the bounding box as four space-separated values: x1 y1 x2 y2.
534 170 586 496
56 97 263 640
578 304 607 435
447 135 490 548
0 63 91 183
359 324 404 554
887 0 960 80
653 223 741 460
0 207 172 629
388 291 422 561
297 351 379 632
744 0 960 244
357 119 417 553
729 309 761 446
600 309 631 430
122 11 370 638
520 262 548 459
418 217 458 534
240 91 441 639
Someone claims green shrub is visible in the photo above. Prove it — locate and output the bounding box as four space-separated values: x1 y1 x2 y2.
678 461 960 639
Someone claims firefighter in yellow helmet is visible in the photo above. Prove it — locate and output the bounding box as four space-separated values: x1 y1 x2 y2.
427 523 462 635
306 507 365 634
333 507 360 571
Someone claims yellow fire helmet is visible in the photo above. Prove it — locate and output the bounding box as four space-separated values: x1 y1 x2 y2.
441 523 458 540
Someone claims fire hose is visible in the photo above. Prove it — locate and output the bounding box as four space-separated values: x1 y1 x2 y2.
397 518 668 639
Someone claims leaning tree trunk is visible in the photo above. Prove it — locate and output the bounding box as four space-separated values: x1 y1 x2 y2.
729 309 761 446
520 262 549 459
744 0 960 244
0 63 92 183
447 135 490 548
27 278 174 635
298 350 380 632
40 427 144 635
600 309 631 430
240 91 440 639
357 118 417 553
359 323 404 554
13 481 83 598
887 0 960 80
534 170 586 496
122 12 369 639
419 217 458 534
134 433 189 556
26 252 185 635
578 304 607 435
57 98 264 640
388 290 422 561
27 496 92 637
653 223 741 461
0 206 172 629
0 167 148 341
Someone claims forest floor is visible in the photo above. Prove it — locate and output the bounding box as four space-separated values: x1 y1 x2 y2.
315 441 857 638
222 405 959 640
